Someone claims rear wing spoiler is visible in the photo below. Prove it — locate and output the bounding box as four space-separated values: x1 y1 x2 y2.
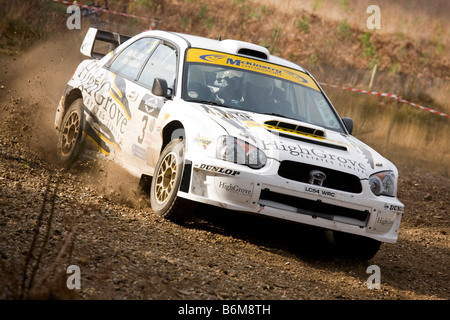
80 27 131 59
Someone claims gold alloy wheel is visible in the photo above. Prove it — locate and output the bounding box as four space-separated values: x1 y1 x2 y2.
155 152 178 204
61 111 80 156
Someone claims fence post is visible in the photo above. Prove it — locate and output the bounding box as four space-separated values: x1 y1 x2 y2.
385 98 399 147
369 64 377 90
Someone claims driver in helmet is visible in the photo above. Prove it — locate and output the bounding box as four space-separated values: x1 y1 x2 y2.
216 70 243 107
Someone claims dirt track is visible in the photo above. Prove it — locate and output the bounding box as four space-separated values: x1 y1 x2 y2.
0 31 448 301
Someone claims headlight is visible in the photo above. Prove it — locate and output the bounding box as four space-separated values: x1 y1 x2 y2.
369 171 396 197
216 135 267 169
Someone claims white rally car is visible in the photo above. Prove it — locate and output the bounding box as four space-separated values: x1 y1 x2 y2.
55 28 404 259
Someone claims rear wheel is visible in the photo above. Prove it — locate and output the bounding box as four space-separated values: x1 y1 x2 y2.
329 231 382 260
56 99 85 166
150 139 195 222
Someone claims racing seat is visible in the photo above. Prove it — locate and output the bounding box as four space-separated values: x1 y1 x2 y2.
272 86 295 117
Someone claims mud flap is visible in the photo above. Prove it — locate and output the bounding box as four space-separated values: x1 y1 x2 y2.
180 160 192 193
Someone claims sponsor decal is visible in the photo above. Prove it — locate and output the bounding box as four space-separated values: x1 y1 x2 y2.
193 134 212 150
213 176 254 203
196 164 240 176
148 118 156 132
373 210 396 233
384 204 404 212
186 48 320 92
83 123 111 155
199 54 228 63
199 105 253 122
109 74 132 120
188 91 199 98
83 107 121 153
82 92 127 150
197 105 260 142
131 143 146 160
218 181 253 196
138 94 164 117
259 140 367 173
77 60 97 80
345 138 375 170
284 69 309 84
77 64 129 151
376 216 393 226
242 120 264 128
143 130 156 146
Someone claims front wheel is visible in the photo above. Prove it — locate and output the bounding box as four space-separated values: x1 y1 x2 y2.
150 139 195 222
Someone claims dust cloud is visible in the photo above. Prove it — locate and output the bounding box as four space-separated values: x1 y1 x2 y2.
0 29 85 160
0 28 147 209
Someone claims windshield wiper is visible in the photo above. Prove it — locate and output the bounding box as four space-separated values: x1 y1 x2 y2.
259 112 291 119
190 99 224 107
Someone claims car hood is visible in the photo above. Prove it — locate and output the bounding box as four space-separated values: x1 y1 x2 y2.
191 103 395 179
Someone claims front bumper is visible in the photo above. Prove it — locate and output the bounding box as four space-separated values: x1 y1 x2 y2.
178 156 403 243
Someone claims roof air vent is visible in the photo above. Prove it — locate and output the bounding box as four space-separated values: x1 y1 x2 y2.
220 39 270 60
237 48 268 60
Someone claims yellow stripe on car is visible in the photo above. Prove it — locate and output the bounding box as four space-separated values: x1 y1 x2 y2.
264 124 325 140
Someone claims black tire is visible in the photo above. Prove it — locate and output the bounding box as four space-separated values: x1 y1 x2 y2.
56 99 85 166
331 231 382 260
150 139 195 222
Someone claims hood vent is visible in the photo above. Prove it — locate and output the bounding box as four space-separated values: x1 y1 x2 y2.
264 120 325 137
264 120 348 151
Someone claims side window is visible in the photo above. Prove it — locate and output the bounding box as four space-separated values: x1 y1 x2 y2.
138 43 177 90
109 38 159 80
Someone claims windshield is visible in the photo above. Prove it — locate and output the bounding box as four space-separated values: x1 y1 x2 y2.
183 48 344 132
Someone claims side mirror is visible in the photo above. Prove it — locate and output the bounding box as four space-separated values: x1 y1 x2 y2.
342 117 354 135
152 78 170 98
